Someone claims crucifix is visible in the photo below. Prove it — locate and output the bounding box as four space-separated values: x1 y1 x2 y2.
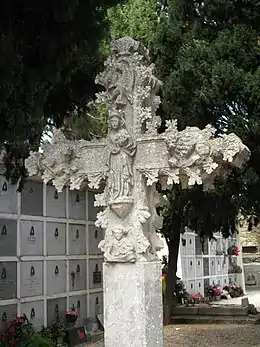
25 37 250 347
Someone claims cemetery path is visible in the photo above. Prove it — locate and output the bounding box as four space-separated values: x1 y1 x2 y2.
87 324 260 347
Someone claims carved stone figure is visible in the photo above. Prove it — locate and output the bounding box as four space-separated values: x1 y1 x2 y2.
106 110 136 201
25 36 250 265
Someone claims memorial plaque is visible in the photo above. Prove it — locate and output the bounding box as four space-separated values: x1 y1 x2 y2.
20 220 43 256
21 181 43 216
46 184 66 218
69 190 86 220
0 304 17 331
0 219 17 256
69 260 86 292
69 224 86 255
88 225 104 256
0 175 17 214
46 222 66 255
47 260 66 296
20 300 44 330
87 191 102 222
69 295 87 324
89 259 103 290
20 261 43 297
0 262 17 300
47 297 66 326
89 292 103 318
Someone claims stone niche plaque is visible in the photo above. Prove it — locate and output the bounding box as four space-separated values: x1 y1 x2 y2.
0 262 17 300
0 304 17 331
69 260 86 292
47 297 66 326
46 222 66 255
20 261 43 297
47 260 66 296
69 190 86 220
0 219 17 257
20 220 43 256
20 300 44 330
88 225 104 256
69 224 86 255
69 295 87 325
89 259 103 290
0 175 17 214
21 181 43 216
89 292 103 318
46 184 66 218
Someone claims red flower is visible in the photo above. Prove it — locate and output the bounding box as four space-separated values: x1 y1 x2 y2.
1 334 6 341
12 313 17 318
162 274 167 278
9 339 14 347
8 327 15 334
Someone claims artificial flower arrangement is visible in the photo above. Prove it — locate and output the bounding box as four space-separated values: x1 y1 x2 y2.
227 245 240 256
65 307 78 324
223 283 244 298
204 285 221 300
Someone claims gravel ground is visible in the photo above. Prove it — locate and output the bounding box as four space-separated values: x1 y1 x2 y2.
87 324 260 347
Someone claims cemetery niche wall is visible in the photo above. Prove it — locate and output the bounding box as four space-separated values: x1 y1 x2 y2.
0 174 103 330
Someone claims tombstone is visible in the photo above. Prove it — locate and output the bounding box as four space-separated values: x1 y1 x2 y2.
25 37 250 347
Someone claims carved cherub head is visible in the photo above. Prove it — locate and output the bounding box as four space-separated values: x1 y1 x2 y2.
111 226 128 241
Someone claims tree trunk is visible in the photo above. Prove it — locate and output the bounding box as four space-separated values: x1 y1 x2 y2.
164 230 180 324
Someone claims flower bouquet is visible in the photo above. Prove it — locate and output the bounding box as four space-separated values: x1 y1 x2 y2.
65 308 78 324
205 285 221 301
227 246 240 256
223 283 244 298
190 293 202 305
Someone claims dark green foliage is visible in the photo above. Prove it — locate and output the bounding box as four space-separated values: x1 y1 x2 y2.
0 0 123 188
151 0 260 313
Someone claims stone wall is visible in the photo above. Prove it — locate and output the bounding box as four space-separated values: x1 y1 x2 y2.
0 175 103 329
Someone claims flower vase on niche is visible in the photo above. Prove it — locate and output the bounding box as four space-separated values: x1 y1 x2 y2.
65 305 78 324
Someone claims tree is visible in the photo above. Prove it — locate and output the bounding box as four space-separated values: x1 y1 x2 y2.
0 0 124 188
152 0 260 321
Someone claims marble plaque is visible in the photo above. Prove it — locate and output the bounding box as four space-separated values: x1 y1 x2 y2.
46 184 66 218
0 175 17 214
69 260 86 292
47 260 66 296
69 224 86 255
89 292 103 318
20 220 43 256
20 261 43 297
0 262 17 300
21 181 43 216
46 222 66 255
20 300 44 330
0 304 17 331
88 225 104 256
47 297 67 326
69 190 86 220
69 295 87 324
0 219 17 256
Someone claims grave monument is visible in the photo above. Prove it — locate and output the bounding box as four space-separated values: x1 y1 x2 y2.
25 37 250 346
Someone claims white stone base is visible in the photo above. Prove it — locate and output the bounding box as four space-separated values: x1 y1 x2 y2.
103 261 163 347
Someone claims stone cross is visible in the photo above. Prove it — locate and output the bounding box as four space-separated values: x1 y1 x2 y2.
25 37 250 347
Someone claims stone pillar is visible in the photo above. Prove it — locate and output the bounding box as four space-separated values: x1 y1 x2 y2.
103 262 163 347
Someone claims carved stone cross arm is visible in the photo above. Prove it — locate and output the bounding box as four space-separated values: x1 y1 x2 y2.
25 130 108 192
25 36 250 264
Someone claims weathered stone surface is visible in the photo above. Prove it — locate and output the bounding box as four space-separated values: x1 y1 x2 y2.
103 261 163 347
